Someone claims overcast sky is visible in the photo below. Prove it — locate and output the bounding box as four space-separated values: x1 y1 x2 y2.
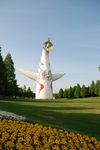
0 0 100 92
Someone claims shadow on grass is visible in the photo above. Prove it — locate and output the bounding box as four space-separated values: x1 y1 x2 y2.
0 101 100 140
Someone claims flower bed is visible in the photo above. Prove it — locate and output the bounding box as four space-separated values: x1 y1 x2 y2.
0 119 100 150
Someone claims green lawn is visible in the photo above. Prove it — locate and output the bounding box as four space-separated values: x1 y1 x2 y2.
0 97 100 139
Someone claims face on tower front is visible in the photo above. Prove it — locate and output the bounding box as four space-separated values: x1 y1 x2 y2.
44 39 53 52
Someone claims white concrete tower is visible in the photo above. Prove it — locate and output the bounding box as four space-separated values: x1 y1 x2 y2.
16 39 64 99
36 39 53 99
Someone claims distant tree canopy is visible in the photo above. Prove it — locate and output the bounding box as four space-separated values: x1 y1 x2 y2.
58 88 64 98
0 47 35 98
55 80 100 99
18 85 35 98
4 53 18 96
74 84 81 98
0 50 7 95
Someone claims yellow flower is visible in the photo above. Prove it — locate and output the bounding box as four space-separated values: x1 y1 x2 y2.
0 119 100 149
4 141 15 149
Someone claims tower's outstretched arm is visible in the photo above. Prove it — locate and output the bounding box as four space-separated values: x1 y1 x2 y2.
52 73 65 81
16 67 37 81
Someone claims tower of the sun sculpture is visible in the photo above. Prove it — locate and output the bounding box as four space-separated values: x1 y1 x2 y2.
17 39 64 99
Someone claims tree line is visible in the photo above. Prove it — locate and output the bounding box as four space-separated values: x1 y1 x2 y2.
55 80 100 98
0 47 35 98
1 46 100 99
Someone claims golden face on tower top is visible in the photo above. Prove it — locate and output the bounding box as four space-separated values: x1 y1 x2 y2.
44 39 53 52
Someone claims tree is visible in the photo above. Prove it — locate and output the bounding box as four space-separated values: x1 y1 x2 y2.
63 89 68 98
53 93 59 98
67 86 73 98
72 86 77 97
18 87 24 97
23 85 27 97
58 88 64 98
86 86 90 97
74 84 81 98
17 86 35 98
4 53 18 96
98 87 100 96
0 47 7 95
26 87 35 98
95 80 100 96
89 81 95 97
81 85 87 98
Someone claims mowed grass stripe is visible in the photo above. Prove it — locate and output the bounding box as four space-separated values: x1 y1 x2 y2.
0 97 100 139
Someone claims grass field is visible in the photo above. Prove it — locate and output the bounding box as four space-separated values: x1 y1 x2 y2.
0 97 100 140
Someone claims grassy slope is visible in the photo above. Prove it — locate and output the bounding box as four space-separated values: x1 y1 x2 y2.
0 97 100 139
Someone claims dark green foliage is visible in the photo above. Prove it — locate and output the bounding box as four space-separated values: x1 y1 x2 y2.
86 86 90 97
0 49 7 95
81 85 88 98
23 85 27 97
74 84 81 98
18 87 24 97
63 89 68 98
18 85 35 98
0 52 4 94
67 86 73 98
56 80 100 99
53 93 59 98
4 53 18 96
89 81 96 97
95 80 100 96
26 87 35 98
58 88 64 98
0 49 35 98
72 86 77 96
